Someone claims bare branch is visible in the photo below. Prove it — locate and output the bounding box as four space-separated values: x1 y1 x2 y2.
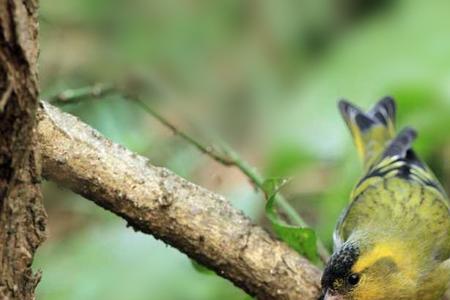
36 101 321 300
48 84 330 262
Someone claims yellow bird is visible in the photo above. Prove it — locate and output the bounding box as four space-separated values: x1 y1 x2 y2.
321 98 450 300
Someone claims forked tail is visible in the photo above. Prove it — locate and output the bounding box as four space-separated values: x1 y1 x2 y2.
338 97 397 169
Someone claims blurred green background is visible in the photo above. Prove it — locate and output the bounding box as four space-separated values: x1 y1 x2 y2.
35 0 450 299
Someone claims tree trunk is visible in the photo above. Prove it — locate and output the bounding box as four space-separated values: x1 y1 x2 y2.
0 1 47 299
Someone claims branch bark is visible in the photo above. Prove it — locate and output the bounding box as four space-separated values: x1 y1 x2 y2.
0 0 47 299
36 101 321 300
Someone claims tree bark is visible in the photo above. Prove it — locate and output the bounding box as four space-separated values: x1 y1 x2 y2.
36 101 322 300
0 0 47 299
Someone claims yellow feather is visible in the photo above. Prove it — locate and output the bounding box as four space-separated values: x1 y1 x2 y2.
352 241 418 282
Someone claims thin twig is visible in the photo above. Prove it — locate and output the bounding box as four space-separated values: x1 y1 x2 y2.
48 84 330 263
49 83 117 104
50 86 235 166
216 142 330 262
131 97 236 166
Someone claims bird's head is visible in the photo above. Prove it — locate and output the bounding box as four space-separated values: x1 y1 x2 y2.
321 239 418 300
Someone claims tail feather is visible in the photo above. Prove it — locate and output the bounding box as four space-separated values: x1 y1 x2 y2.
339 97 397 169
339 98 446 197
382 127 417 159
369 96 396 128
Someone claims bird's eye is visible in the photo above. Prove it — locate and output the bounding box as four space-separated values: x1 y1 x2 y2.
347 273 360 286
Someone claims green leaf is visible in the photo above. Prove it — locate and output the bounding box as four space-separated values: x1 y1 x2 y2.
262 177 287 198
263 178 319 262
